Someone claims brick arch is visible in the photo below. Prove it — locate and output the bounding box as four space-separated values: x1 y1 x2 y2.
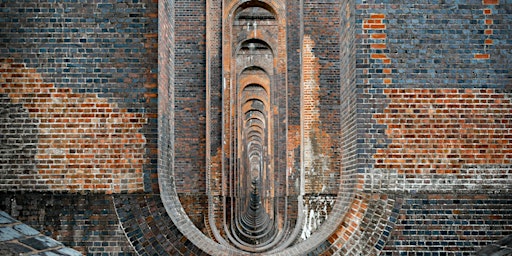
153 0 401 254
239 74 271 95
236 39 275 57
227 0 284 24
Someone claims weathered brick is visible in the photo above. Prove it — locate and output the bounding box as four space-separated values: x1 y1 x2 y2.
1 0 511 255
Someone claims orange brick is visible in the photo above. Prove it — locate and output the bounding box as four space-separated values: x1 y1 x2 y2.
367 19 382 24
144 82 157 88
371 53 387 59
485 19 493 25
370 24 386 29
371 33 387 39
485 39 493 45
371 43 386 49
383 78 392 84
485 29 493 35
483 0 498 4
144 93 157 98
483 9 492 15
370 14 385 19
474 53 490 59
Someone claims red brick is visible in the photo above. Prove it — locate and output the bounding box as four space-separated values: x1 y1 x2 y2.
474 53 490 59
371 43 387 49
371 53 388 59
483 0 499 4
371 33 387 39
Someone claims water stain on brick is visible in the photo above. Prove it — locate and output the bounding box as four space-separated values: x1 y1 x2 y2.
302 35 336 194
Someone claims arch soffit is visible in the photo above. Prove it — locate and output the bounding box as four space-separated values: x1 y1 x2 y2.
244 114 266 130
226 0 284 25
246 123 265 135
235 38 275 57
226 0 284 53
244 108 265 120
245 117 265 128
239 75 270 94
242 100 266 115
242 94 269 107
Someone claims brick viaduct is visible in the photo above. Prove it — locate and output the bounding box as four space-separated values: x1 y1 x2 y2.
0 0 511 255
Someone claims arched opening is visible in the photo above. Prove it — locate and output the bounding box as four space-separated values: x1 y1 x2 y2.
210 0 298 252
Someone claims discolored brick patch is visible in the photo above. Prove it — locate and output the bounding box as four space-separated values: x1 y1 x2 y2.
374 89 512 175
0 60 147 193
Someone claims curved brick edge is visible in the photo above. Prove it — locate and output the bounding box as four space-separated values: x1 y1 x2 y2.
336 193 400 255
476 234 512 256
155 171 401 255
300 193 400 256
113 194 208 256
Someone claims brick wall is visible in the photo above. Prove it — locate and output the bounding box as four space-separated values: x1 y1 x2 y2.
173 0 207 194
1 60 146 192
383 194 512 255
303 0 342 195
1 0 511 255
285 0 302 194
374 89 511 191
0 0 159 254
0 0 158 193
345 0 512 255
